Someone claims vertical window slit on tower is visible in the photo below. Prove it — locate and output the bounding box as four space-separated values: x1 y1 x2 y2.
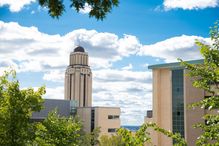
70 74 72 100
79 73 81 106
73 75 75 101
83 74 86 107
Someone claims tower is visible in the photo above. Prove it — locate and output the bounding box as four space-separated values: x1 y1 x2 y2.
64 46 92 107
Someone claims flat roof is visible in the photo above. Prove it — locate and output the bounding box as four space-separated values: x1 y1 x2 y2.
148 59 203 69
32 99 71 119
76 106 120 109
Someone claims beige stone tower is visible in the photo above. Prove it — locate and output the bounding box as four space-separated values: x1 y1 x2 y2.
64 46 92 107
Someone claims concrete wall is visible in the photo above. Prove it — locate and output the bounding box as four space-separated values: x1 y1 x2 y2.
76 107 121 136
148 68 206 146
76 107 92 132
95 107 121 136
184 70 205 146
151 69 172 146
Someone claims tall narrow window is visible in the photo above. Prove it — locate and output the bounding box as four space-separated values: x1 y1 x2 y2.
172 69 184 144
83 74 86 107
70 74 72 100
91 108 95 132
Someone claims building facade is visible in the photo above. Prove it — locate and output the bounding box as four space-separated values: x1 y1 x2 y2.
77 107 120 136
145 60 205 146
32 99 121 136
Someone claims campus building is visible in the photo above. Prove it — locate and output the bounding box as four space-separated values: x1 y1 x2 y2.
77 107 120 136
145 60 205 146
32 46 121 136
32 99 120 136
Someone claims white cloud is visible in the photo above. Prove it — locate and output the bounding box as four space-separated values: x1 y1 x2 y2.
0 59 18 75
0 0 35 12
31 10 35 14
20 86 64 99
79 3 91 14
43 70 65 82
122 64 133 70
93 69 152 83
0 21 140 74
142 63 149 68
163 0 219 10
44 86 64 99
65 30 141 61
139 35 210 62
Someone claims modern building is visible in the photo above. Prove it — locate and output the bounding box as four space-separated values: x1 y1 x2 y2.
32 99 120 136
32 46 121 136
145 60 206 146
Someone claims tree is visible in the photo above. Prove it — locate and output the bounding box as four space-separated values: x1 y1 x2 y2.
34 109 100 146
179 21 219 145
99 134 125 146
0 70 45 146
34 109 83 145
117 123 187 146
79 127 100 146
38 0 119 19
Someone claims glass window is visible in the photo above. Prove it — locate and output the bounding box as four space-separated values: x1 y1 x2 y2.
108 115 120 119
108 128 116 133
172 69 185 143
91 109 95 132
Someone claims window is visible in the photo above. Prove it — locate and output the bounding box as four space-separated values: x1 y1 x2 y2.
108 128 116 133
177 111 180 116
91 109 95 132
114 115 120 119
108 115 120 119
172 69 185 144
108 115 113 119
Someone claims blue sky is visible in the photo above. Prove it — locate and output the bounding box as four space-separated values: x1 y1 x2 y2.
0 0 218 125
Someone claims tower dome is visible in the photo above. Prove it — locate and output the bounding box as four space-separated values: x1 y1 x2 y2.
74 46 85 52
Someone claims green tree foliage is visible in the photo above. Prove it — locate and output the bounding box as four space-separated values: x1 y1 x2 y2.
34 109 82 145
117 123 187 146
179 21 219 146
0 70 45 146
0 70 100 146
34 109 100 146
99 134 125 146
38 0 119 19
79 127 100 146
88 127 100 146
